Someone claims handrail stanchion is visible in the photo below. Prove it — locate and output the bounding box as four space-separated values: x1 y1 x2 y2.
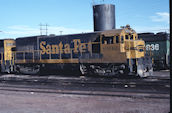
60 50 61 59
33 51 34 63
49 51 51 59
1 52 3 64
23 52 25 63
71 49 73 59
40 50 42 61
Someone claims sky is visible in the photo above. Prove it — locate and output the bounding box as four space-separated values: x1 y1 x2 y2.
0 0 170 39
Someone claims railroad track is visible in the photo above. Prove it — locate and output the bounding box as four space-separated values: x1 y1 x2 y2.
0 74 169 86
0 74 170 97
0 75 169 89
0 83 169 100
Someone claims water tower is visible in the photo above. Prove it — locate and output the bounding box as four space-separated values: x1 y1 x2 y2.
93 3 116 31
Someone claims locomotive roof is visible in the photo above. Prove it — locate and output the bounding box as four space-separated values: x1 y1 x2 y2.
95 28 136 36
100 29 123 35
0 39 14 41
138 32 169 36
16 28 135 40
138 32 169 42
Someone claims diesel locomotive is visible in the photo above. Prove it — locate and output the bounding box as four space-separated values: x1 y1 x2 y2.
138 32 170 70
0 25 153 77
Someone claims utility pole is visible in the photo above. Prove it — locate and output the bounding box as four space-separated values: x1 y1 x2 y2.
60 31 63 35
39 23 49 35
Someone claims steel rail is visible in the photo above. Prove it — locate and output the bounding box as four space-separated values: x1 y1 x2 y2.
0 84 169 100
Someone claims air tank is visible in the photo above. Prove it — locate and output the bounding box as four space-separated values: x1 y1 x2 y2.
93 4 116 31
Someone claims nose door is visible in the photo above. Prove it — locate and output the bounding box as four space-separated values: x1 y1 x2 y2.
2 40 16 73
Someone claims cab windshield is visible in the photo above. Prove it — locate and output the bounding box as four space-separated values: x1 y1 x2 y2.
102 36 114 44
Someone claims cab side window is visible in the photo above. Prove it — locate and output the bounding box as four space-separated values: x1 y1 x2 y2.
116 36 119 43
135 36 137 40
125 35 129 40
102 36 113 44
130 35 133 40
121 36 124 43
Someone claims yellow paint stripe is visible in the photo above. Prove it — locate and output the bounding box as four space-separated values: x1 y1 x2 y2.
15 59 79 64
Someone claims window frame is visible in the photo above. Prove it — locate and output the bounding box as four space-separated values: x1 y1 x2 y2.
125 35 129 40
121 36 124 43
115 35 119 43
102 35 114 44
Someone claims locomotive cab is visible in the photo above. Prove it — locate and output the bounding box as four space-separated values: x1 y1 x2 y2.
80 25 153 77
80 26 152 77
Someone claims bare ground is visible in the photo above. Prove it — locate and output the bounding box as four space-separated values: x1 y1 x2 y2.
0 70 170 113
0 90 170 113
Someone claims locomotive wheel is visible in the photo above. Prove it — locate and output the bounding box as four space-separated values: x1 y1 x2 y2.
80 64 87 75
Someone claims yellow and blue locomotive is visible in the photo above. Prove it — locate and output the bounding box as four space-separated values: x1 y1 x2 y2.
0 25 153 77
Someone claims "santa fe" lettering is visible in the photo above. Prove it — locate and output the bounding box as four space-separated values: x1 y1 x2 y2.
40 39 92 55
